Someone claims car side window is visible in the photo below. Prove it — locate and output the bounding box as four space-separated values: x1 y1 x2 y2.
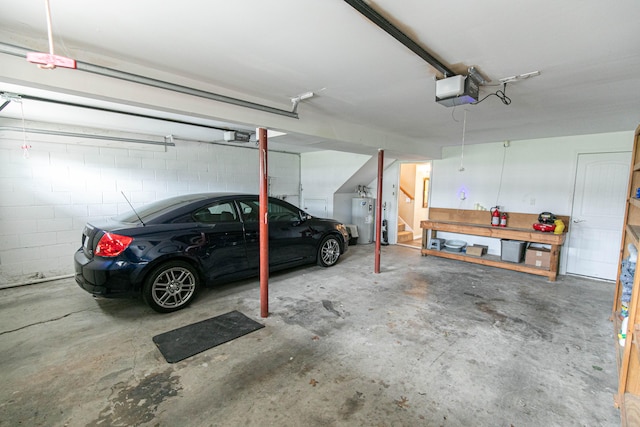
268 200 299 222
237 199 300 222
238 200 259 223
193 202 238 223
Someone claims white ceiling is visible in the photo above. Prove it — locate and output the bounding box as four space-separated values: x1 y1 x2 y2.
0 0 639 159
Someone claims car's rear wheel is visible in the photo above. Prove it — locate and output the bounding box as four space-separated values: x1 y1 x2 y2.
143 260 199 313
317 235 341 267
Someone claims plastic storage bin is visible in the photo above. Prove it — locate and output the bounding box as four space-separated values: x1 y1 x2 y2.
501 239 526 263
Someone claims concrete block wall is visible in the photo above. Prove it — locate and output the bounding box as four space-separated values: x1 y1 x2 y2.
0 127 300 284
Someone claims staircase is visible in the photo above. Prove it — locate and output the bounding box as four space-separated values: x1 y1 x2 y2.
397 221 414 243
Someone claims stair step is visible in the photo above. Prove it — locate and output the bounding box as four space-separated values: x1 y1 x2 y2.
397 231 413 242
397 223 405 232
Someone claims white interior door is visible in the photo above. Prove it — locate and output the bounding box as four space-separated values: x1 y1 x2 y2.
566 152 630 280
303 198 327 218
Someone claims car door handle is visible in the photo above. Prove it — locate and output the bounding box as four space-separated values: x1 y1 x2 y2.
573 219 586 223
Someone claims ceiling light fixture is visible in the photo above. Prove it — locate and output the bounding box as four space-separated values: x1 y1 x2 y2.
266 130 287 138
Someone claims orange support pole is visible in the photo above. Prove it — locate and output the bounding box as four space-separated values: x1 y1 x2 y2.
258 128 269 318
374 149 384 273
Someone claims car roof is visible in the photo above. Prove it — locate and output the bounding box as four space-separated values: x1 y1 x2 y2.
115 192 291 225
159 192 249 203
114 193 234 223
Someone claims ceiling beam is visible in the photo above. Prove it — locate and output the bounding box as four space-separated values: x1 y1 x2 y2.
344 0 456 77
0 42 299 119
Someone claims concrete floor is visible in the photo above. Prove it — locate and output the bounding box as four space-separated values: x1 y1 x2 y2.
0 245 620 426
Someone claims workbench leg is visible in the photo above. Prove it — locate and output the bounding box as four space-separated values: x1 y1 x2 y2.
549 244 560 282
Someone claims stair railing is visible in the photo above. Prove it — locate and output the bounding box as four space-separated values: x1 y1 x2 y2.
399 185 414 201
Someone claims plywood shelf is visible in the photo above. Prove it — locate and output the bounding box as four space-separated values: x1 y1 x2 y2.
615 313 624 371
421 248 558 280
626 224 640 246
630 197 640 209
613 123 640 426
420 210 566 282
635 324 640 366
623 393 640 427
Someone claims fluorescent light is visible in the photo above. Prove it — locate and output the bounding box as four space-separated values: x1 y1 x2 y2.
267 130 287 138
255 128 287 138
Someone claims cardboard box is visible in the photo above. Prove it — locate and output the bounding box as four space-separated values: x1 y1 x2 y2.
525 246 551 268
501 240 526 263
466 245 488 257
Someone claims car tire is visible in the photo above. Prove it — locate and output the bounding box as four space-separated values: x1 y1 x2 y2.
143 260 200 313
317 235 341 267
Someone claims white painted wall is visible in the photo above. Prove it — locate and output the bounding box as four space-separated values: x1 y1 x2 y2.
301 150 370 222
0 126 300 283
2 126 631 283
430 131 633 261
364 161 400 244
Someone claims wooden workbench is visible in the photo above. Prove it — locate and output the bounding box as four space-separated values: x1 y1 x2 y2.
420 208 569 281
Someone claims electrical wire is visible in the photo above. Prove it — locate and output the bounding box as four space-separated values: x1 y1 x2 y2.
472 82 511 106
494 143 508 207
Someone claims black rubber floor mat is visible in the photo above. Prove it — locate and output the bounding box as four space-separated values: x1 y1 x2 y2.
152 310 265 363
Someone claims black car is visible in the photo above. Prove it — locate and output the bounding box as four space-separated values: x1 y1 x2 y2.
74 193 349 313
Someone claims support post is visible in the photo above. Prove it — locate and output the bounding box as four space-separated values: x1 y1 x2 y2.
374 149 384 273
259 128 269 318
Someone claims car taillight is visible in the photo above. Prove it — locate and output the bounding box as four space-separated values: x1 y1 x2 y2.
95 232 133 257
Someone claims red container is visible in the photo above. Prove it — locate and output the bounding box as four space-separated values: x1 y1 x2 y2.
533 223 556 232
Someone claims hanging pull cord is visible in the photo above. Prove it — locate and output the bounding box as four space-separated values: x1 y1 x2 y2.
459 110 467 172
38 0 56 69
494 143 508 206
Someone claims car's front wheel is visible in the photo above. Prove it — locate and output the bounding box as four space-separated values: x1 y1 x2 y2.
143 260 200 313
317 235 341 267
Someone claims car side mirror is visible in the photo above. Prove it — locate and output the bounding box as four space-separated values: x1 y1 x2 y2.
292 212 310 226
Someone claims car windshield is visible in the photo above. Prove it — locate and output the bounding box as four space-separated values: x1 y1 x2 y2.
114 195 207 223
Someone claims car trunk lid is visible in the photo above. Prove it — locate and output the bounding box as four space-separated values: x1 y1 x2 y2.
81 223 100 258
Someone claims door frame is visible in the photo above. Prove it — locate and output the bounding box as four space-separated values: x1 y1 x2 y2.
394 161 432 246
561 149 631 277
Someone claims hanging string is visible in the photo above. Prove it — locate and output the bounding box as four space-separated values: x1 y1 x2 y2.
17 97 31 159
39 0 57 69
459 110 467 172
494 143 508 206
